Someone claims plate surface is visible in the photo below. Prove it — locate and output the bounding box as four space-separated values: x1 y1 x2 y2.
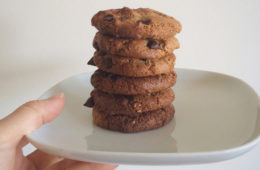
27 68 260 165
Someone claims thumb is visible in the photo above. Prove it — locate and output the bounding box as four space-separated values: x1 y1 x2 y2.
0 93 65 145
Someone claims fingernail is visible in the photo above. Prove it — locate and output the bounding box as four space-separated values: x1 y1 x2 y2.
50 93 64 99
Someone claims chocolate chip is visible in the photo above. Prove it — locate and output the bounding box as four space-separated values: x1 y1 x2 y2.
104 58 112 69
84 97 95 107
103 14 115 22
147 39 161 49
138 19 151 25
93 41 99 51
87 57 95 66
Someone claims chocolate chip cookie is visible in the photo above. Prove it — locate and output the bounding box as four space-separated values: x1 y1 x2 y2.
93 32 179 59
93 104 175 133
89 88 175 116
87 7 181 133
92 51 176 77
91 69 177 95
92 7 181 39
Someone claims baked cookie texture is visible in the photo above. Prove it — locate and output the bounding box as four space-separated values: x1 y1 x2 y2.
91 88 175 116
86 7 181 133
92 7 181 39
93 104 175 133
93 32 179 59
92 52 176 77
91 69 177 95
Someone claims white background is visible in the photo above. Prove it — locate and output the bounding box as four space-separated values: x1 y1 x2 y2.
0 0 259 169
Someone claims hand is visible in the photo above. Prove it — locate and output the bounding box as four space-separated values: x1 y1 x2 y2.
0 93 118 170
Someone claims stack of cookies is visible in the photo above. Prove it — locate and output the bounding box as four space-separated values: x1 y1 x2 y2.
85 7 181 133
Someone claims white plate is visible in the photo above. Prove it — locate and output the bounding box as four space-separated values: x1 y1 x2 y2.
27 68 260 165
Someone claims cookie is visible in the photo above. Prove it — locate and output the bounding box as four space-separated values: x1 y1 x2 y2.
93 32 179 59
92 51 175 77
93 104 175 133
91 69 177 95
91 7 181 39
90 88 175 116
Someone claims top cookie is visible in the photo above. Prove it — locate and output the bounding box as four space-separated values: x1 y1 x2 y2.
91 7 182 39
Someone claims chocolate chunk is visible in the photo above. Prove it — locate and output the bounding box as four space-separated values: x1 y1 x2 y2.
138 19 151 25
93 41 99 51
87 57 95 66
103 14 115 22
84 97 95 107
147 39 161 49
104 58 112 69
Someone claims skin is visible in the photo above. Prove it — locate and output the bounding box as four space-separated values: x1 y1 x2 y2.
0 93 118 170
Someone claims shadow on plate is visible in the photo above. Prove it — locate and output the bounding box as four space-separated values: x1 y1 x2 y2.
85 118 177 153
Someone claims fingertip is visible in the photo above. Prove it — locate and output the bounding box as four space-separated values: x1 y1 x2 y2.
49 93 65 100
42 93 66 123
0 93 66 145
47 92 66 107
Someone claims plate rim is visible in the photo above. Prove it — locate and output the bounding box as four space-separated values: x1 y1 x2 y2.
26 68 260 164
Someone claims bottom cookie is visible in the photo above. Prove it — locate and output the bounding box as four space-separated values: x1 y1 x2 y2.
92 104 175 133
